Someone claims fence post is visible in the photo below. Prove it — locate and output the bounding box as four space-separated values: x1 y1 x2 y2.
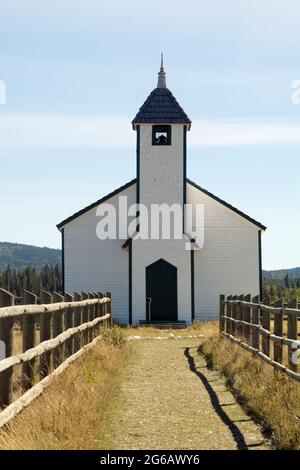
93 293 98 318
98 292 104 331
52 292 64 367
219 294 225 333
240 294 247 340
251 295 260 350
236 295 244 338
231 295 238 336
22 290 37 391
287 298 298 373
0 289 14 406
244 294 251 343
261 297 271 357
40 290 52 378
273 298 284 365
73 293 82 352
81 292 89 344
64 293 74 358
88 292 95 341
226 295 232 334
106 292 112 327
88 292 94 321
93 292 99 338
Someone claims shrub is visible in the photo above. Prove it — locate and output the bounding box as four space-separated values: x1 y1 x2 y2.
101 325 127 347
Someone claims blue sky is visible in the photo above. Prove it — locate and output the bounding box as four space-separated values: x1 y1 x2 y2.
0 0 299 269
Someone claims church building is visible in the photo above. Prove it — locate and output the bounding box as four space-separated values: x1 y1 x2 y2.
57 58 266 325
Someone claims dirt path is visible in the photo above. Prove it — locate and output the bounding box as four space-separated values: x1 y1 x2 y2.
106 337 267 450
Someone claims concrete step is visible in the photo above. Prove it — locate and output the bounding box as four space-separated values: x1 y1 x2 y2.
139 321 187 330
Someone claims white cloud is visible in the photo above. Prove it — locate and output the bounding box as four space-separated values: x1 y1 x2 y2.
190 118 300 147
0 114 134 148
0 114 300 149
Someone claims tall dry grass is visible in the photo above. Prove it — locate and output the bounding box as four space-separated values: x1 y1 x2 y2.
0 328 129 450
200 325 300 449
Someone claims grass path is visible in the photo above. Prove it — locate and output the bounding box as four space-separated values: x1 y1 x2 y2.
105 337 267 450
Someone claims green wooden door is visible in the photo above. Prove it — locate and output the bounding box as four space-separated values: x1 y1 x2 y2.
146 259 178 321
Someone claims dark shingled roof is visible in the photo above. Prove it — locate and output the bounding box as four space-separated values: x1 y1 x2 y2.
132 87 192 129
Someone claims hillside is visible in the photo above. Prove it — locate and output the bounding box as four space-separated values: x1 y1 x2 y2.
263 267 300 284
0 242 61 271
0 240 298 284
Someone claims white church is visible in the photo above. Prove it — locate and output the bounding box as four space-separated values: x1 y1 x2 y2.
57 58 266 325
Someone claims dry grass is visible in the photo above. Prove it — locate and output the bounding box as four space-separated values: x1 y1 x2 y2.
200 324 300 449
123 321 215 337
0 335 130 450
104 334 266 450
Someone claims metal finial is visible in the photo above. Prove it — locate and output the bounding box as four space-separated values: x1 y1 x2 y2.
157 53 167 89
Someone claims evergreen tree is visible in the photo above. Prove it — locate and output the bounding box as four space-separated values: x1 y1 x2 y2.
0 263 62 296
284 274 290 289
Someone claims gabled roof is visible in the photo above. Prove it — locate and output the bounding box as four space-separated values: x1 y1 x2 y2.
132 87 192 129
187 178 266 231
57 177 266 232
57 179 136 230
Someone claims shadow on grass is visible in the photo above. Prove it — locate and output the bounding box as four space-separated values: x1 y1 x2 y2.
184 346 251 451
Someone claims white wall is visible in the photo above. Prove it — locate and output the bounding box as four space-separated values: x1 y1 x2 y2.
62 178 261 325
131 238 192 324
63 183 136 324
187 182 260 320
139 124 184 208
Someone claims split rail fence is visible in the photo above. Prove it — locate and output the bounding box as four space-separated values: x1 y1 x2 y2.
219 294 300 382
0 288 112 427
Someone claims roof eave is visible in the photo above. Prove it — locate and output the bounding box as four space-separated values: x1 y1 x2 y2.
187 178 267 231
57 178 137 230
132 121 191 131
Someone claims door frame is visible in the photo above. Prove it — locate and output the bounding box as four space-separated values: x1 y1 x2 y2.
145 258 178 322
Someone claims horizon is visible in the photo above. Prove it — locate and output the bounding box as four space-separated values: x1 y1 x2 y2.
0 1 300 270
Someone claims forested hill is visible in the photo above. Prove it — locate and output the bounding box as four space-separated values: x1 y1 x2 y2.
263 267 300 284
0 242 61 270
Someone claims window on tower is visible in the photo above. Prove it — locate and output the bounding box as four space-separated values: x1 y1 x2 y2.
152 125 171 146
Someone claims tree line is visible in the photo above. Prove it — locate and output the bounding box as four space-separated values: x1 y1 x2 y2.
0 264 63 297
283 274 300 289
263 277 300 304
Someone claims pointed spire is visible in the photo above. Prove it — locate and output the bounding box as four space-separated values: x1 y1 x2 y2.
157 52 167 89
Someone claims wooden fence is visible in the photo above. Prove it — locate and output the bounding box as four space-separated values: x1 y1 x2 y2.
219 294 300 382
0 288 112 427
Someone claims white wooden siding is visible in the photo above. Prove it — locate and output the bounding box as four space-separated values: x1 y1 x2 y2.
63 184 136 324
62 179 261 325
139 124 184 208
187 182 260 321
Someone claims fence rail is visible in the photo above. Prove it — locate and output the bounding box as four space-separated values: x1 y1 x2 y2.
0 288 112 427
219 294 300 382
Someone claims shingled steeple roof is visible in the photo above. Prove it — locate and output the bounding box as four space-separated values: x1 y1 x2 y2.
132 55 192 130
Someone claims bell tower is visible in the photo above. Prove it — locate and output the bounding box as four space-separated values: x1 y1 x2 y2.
132 56 192 228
